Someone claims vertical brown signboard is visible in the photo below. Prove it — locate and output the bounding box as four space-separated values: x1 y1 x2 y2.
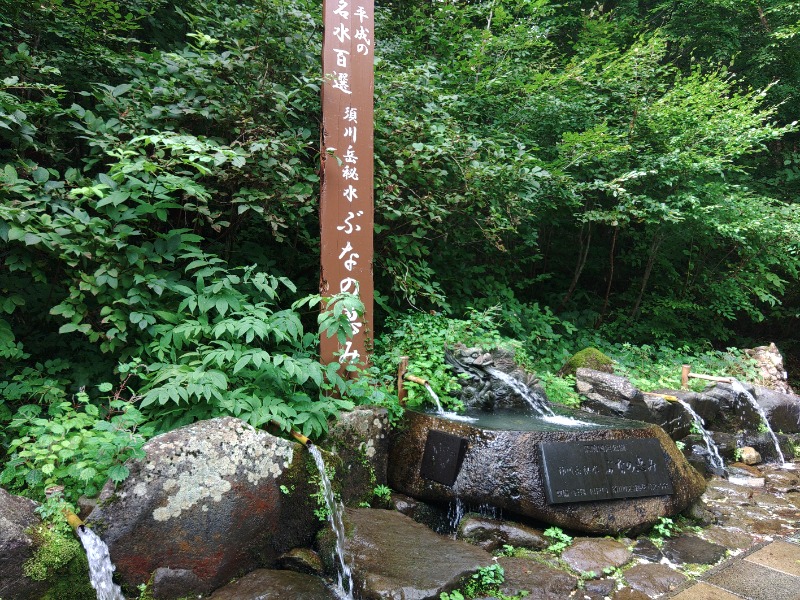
320 0 374 367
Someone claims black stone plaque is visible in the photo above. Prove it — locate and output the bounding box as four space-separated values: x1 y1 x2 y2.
539 439 674 504
420 430 468 487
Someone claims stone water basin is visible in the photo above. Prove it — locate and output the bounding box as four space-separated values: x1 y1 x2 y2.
388 408 706 534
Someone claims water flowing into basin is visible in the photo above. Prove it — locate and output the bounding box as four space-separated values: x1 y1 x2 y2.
674 398 724 470
309 444 354 599
484 367 554 417
729 380 786 465
422 382 444 413
75 526 125 600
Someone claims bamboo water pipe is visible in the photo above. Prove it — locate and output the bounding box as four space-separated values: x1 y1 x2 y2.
681 364 734 389
396 356 432 406
642 391 679 402
63 508 84 532
269 419 313 447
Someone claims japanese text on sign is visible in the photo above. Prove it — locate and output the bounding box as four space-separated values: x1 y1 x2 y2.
320 0 374 367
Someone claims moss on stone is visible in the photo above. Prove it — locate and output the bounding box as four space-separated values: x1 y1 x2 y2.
24 524 95 600
558 348 614 377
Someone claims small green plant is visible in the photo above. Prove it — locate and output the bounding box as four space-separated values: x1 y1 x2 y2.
439 563 530 600
373 484 392 501
464 564 505 597
733 447 744 462
651 517 677 543
675 440 686 451
543 526 573 554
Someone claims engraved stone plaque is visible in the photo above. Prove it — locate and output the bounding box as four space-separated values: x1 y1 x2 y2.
420 430 468 487
540 439 674 504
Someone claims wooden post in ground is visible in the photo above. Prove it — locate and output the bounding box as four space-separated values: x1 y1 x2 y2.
681 364 691 389
319 0 375 370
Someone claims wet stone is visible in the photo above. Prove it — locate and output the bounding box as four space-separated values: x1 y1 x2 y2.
326 508 493 599
765 469 800 492
738 447 763 465
152 568 204 600
705 480 756 501
631 538 664 562
561 537 632 575
207 569 337 599
276 548 324 575
623 563 687 597
582 577 617 599
612 587 651 600
495 556 578 599
457 515 547 552
662 534 727 565
699 526 754 550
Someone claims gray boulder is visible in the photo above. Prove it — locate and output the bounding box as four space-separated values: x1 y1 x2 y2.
0 488 48 600
87 417 319 595
576 369 692 438
457 515 547 552
323 407 391 507
207 569 337 599
319 508 494 599
751 385 800 433
744 343 794 395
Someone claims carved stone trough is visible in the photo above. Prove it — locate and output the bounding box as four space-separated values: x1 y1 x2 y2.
388 409 706 535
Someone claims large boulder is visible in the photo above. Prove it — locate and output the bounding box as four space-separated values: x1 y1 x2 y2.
576 369 691 439
744 343 794 395
389 410 706 535
323 407 390 507
87 417 319 595
0 488 48 600
750 385 800 433
319 508 494 599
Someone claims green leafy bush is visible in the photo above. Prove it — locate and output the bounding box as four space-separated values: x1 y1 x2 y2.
1 388 150 502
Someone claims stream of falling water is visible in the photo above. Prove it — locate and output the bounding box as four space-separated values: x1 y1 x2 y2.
485 367 555 417
75 526 126 600
309 444 355 599
422 382 444 413
729 380 786 465
673 398 724 470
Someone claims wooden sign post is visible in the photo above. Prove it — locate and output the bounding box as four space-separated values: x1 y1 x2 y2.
319 0 375 365
320 0 375 368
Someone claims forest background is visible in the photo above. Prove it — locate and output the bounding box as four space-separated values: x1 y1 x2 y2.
2 0 800 504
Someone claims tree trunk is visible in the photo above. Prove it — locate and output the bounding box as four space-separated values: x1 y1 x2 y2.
560 222 592 309
596 224 619 327
629 230 664 320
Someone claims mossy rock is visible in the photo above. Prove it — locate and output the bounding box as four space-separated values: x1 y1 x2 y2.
24 525 96 600
558 348 614 377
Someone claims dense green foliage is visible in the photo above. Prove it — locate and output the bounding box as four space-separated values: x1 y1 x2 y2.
2 0 799 503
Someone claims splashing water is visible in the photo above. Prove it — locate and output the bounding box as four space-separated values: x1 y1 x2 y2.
309 444 354 599
674 397 724 470
729 380 786 465
422 382 444 413
447 497 466 534
484 367 554 417
75 526 125 600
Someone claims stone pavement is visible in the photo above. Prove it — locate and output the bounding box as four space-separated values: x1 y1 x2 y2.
667 533 800 600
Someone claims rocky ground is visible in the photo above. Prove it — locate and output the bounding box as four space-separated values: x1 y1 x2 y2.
205 458 800 600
